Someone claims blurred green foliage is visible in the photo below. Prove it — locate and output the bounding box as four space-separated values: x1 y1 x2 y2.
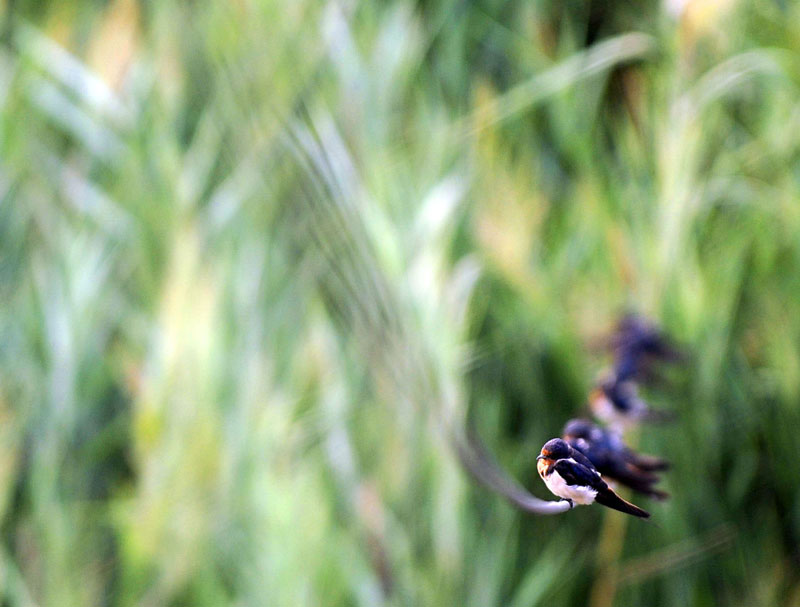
1 0 800 605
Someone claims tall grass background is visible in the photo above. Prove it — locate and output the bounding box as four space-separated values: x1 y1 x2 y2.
1 0 800 605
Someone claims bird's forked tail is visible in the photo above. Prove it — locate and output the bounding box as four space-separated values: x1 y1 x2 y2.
594 487 650 518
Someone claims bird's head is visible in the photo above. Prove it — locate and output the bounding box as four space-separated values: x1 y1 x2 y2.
537 438 571 463
562 418 595 441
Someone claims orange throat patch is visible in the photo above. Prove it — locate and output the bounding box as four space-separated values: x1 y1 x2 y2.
537 458 551 478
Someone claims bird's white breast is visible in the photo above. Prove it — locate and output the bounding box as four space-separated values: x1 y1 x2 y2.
543 469 598 505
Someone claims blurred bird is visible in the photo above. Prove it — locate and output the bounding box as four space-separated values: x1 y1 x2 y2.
610 314 684 383
562 418 669 500
536 438 650 518
589 373 674 430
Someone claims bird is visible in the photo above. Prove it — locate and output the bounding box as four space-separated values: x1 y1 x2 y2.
609 314 683 383
562 418 669 500
536 438 650 518
589 372 674 431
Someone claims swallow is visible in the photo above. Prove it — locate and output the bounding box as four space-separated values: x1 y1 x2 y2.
562 418 669 500
610 314 683 383
589 372 674 430
536 438 650 518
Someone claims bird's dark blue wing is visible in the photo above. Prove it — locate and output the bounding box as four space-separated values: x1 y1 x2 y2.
604 380 636 413
569 448 599 472
614 352 640 382
570 441 613 472
554 458 605 490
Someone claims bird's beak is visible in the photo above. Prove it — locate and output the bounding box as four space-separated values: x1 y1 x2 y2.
536 455 545 461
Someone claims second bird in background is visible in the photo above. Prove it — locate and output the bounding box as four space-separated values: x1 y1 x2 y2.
562 418 669 500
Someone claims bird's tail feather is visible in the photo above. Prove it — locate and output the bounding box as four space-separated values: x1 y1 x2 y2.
629 453 670 472
624 480 670 501
639 408 676 424
595 488 650 518
638 486 670 501
611 465 659 486
610 468 670 501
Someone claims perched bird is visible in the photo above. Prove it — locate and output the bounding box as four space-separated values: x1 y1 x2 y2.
589 373 674 430
536 438 650 518
610 314 683 383
562 418 669 500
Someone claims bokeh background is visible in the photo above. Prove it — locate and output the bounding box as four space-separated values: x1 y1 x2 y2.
2 0 800 605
